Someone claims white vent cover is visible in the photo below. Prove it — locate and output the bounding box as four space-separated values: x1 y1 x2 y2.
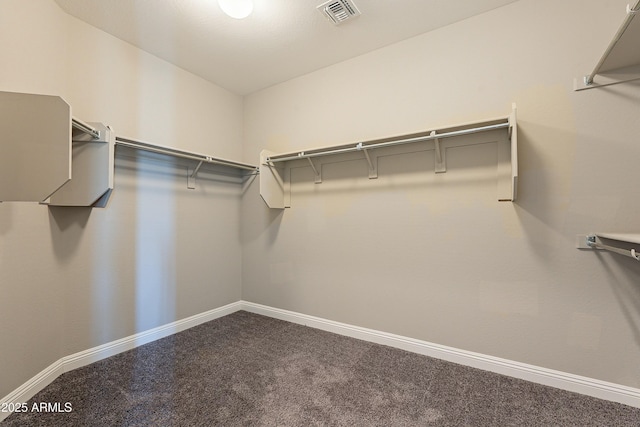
317 0 361 25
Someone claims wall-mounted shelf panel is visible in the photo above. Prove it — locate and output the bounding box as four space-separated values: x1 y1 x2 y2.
260 150 287 209
0 91 115 207
0 91 71 202
575 1 640 90
1 91 258 207
260 104 517 209
46 122 115 207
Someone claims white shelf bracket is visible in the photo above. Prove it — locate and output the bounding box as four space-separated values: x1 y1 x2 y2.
71 117 101 141
577 233 640 261
432 131 446 173
306 155 322 183
187 160 205 189
357 142 378 179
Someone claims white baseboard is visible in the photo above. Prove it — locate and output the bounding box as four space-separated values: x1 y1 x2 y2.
2 299 639 423
240 301 640 409
0 301 243 422
62 301 243 373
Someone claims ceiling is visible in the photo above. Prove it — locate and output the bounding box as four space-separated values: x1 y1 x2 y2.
54 0 521 95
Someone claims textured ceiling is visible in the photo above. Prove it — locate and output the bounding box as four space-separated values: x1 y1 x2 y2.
54 0 521 95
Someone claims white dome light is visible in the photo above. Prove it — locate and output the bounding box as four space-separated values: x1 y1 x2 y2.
218 0 254 19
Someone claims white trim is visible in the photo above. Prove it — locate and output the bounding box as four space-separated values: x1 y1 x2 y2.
62 301 242 372
2 299 639 423
0 301 243 422
240 301 640 409
0 360 66 422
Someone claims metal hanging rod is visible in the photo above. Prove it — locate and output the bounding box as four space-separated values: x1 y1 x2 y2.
585 0 640 86
71 117 101 140
115 136 258 172
266 121 510 163
587 235 640 261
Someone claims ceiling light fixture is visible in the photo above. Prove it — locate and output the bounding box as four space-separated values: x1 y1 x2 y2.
218 0 254 19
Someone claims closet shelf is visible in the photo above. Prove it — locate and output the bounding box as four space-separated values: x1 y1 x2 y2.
47 121 115 208
0 90 258 206
577 233 640 262
596 233 640 244
115 136 258 172
1 91 72 203
115 136 259 189
260 104 518 209
266 122 510 164
575 0 640 90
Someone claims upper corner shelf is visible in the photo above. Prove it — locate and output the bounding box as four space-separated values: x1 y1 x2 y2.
0 91 115 207
575 0 640 90
0 90 259 207
0 91 72 203
47 120 115 208
259 104 517 209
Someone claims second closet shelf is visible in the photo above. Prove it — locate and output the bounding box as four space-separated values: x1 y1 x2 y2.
260 104 517 209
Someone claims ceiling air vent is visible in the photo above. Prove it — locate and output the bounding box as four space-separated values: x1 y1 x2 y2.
317 0 361 25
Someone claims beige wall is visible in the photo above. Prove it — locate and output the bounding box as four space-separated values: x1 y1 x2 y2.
0 0 243 398
241 0 640 388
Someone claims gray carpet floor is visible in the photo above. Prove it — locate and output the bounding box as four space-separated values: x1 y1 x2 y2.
3 310 640 426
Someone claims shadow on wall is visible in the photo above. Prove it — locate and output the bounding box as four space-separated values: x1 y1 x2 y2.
509 120 578 261
0 203 13 236
598 250 640 348
242 176 284 247
134 160 177 334
48 206 93 262
46 155 186 348
128 39 179 339
266 205 284 247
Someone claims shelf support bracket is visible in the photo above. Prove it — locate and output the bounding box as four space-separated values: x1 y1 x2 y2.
578 234 640 261
71 117 101 141
357 143 378 179
307 156 322 183
187 160 205 189
432 131 446 173
574 1 640 91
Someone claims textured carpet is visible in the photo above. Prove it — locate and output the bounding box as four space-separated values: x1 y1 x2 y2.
3 311 640 426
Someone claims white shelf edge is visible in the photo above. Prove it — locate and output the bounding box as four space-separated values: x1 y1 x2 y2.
595 233 640 245
574 1 640 91
574 64 640 91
